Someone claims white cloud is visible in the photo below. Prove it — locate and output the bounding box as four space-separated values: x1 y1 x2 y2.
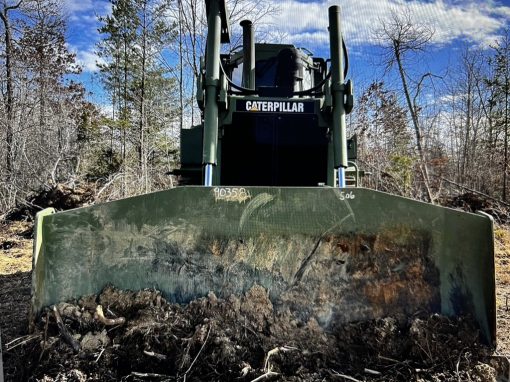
64 0 96 13
65 0 112 70
64 0 110 15
75 49 105 73
69 13 99 24
265 0 510 48
98 103 114 117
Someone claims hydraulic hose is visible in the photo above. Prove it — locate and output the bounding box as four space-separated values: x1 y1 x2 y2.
220 38 349 97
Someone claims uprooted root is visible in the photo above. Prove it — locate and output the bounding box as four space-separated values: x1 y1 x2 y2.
13 285 498 381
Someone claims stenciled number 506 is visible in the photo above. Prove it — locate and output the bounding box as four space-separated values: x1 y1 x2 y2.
338 190 355 201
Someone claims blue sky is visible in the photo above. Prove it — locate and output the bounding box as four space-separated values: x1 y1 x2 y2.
62 0 510 103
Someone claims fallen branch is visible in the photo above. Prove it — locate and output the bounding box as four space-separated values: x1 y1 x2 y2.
95 347 106 363
250 371 279 382
95 305 125 326
248 345 297 382
52 306 81 353
96 173 125 200
131 371 171 379
144 349 167 361
330 369 362 382
182 324 211 380
378 355 403 363
455 348 466 382
5 334 38 351
240 362 253 377
440 177 510 207
39 312 50 361
364 368 381 376
263 346 298 372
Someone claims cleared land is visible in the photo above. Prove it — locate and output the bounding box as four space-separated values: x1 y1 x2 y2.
0 219 509 381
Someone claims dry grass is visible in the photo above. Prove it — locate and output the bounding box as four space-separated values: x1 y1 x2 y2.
0 220 32 275
494 225 510 355
495 226 510 287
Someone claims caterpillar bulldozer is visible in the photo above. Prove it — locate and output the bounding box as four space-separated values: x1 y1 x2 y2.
31 0 496 345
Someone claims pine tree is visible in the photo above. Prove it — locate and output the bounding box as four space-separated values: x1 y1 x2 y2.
96 0 178 195
97 0 139 167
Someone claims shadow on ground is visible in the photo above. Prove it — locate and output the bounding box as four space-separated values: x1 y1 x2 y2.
0 271 31 382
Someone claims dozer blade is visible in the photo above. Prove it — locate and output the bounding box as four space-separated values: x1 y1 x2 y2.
31 187 496 345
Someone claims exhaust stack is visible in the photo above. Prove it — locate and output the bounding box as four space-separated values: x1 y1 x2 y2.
241 20 255 90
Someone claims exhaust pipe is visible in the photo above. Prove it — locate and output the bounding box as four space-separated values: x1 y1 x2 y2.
241 20 255 90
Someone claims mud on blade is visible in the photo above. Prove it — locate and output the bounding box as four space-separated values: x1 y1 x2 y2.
32 187 496 345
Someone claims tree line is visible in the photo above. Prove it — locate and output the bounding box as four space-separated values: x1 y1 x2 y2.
350 10 510 204
0 0 276 212
1 0 510 215
0 0 91 211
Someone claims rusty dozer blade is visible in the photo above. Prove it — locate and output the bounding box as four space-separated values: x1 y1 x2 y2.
31 187 496 345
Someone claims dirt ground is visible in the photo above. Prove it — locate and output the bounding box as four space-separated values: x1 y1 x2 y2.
9 286 502 381
1 220 509 381
494 227 510 356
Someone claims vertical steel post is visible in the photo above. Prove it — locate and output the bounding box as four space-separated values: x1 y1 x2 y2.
328 6 348 188
241 20 255 90
202 0 222 186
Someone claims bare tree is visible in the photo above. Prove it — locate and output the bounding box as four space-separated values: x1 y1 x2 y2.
487 30 510 201
0 0 22 182
377 8 435 202
351 81 413 196
0 0 95 213
166 0 279 126
443 48 488 188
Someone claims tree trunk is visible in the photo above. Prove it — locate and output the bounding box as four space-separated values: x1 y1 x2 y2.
178 0 183 131
393 42 434 203
0 2 20 181
139 0 147 191
462 69 473 184
504 75 509 201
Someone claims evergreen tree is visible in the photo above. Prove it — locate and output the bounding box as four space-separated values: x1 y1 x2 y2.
97 0 139 165
96 0 178 195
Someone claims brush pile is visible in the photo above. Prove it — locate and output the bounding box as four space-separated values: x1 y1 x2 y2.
8 285 503 382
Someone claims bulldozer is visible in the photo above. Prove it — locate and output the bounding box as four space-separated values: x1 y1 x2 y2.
31 0 496 346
